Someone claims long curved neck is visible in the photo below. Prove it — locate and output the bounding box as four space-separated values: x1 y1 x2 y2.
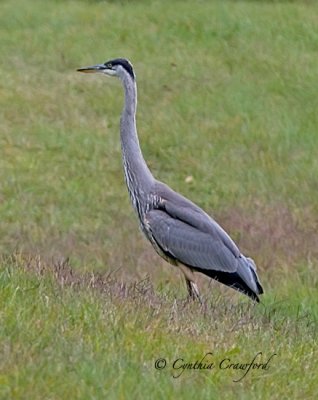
119 71 154 211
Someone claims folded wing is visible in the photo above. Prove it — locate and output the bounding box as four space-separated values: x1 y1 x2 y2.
143 181 263 300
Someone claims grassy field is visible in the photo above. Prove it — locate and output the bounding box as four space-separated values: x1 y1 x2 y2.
1 0 318 398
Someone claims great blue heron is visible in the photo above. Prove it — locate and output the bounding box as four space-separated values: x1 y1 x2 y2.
77 58 263 302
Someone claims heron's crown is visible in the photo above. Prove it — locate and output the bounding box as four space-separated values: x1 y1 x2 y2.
105 58 135 80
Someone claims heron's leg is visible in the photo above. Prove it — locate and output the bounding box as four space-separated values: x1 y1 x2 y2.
178 264 202 303
185 278 202 303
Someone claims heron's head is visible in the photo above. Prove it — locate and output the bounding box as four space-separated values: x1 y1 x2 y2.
77 58 135 80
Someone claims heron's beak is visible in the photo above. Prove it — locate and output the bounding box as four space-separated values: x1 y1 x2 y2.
77 64 106 73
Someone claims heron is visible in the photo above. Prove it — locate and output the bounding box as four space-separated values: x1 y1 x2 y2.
77 58 263 303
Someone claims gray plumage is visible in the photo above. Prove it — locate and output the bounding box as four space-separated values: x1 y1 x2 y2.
77 58 264 302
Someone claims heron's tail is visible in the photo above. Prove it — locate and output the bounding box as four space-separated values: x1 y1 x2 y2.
195 255 264 302
236 255 264 301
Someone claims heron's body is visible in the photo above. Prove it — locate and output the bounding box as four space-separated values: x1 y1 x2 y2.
78 58 263 302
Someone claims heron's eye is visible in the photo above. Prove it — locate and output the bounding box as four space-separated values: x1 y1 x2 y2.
106 63 113 69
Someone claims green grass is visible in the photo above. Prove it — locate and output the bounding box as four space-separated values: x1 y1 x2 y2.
0 255 317 399
1 0 318 398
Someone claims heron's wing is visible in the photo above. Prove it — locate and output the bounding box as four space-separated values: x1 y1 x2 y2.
153 180 240 254
162 197 240 258
145 203 239 273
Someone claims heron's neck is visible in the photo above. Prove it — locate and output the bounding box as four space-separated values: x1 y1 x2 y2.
119 73 154 202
